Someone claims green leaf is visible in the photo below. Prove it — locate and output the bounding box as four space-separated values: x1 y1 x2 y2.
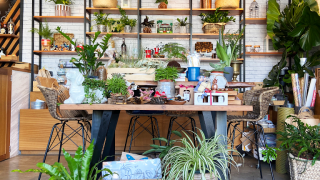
151 137 168 143
37 163 61 177
63 148 80 180
266 0 281 41
172 130 182 138
81 140 95 180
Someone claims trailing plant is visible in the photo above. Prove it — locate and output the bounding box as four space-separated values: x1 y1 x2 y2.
56 27 112 77
199 7 236 24
118 6 137 28
176 17 190 27
162 129 241 180
261 145 280 163
12 140 116 180
160 43 187 62
30 21 54 42
155 0 168 4
82 78 109 104
155 67 179 81
106 73 128 95
93 12 108 25
143 130 182 159
277 115 320 165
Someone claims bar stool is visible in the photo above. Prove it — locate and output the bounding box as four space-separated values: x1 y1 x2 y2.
124 110 164 152
227 87 278 179
165 111 198 146
37 85 91 180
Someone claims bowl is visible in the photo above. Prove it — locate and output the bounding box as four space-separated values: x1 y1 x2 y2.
167 100 186 105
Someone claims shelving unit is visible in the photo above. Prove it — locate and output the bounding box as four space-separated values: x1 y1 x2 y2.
241 18 267 24
33 51 78 55
140 8 191 15
139 33 190 39
86 8 138 14
34 16 90 23
86 32 138 38
244 52 283 56
0 34 19 38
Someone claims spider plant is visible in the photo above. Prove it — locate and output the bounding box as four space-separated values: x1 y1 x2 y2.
30 21 55 42
162 129 241 180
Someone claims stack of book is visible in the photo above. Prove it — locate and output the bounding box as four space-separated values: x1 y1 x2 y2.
291 73 317 107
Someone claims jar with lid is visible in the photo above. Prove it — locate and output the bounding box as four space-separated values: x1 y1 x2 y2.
254 45 260 52
245 45 252 52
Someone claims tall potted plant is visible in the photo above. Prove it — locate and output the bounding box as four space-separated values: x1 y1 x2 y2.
119 6 137 33
30 21 55 51
175 17 190 34
155 67 179 98
156 0 168 9
56 27 112 77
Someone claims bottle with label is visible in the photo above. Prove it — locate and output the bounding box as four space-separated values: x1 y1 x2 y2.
7 19 14 35
121 38 126 55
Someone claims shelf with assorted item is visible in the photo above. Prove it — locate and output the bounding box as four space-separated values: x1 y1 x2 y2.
33 16 90 23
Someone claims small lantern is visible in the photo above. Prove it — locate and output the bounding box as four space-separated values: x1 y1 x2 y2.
264 35 277 52
121 0 131 8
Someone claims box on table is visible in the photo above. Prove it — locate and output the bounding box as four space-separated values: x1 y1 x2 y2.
179 86 194 105
107 68 155 81
194 92 228 105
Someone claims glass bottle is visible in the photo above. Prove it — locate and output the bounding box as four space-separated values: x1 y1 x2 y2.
7 19 14 35
249 0 259 18
121 38 127 55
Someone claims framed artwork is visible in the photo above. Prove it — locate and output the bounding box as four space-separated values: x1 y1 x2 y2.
156 19 173 34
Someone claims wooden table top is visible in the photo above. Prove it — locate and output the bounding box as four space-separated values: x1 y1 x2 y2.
60 104 253 111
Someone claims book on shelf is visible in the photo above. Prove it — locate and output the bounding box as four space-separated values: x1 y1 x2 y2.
291 73 299 106
311 86 317 107
295 73 302 107
302 73 309 105
306 78 317 107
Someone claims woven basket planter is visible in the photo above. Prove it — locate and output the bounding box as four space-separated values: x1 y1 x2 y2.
288 153 320 180
202 23 225 34
93 0 117 8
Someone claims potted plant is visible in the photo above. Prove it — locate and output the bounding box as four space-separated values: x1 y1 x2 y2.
277 116 320 179
156 0 168 9
155 67 178 99
12 141 116 179
119 6 137 33
106 73 128 104
46 0 73 16
30 21 55 51
199 7 236 34
141 16 155 33
56 27 112 77
93 12 108 32
175 17 190 34
159 43 187 62
62 0 73 16
83 78 108 104
162 130 241 179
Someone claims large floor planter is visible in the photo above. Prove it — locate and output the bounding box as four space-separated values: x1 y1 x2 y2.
288 153 320 180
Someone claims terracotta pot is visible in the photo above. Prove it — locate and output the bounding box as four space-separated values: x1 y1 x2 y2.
159 79 173 82
158 2 167 9
143 26 152 33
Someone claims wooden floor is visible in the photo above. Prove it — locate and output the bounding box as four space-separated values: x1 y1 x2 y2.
0 155 289 180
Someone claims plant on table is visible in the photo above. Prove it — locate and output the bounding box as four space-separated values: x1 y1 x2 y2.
143 130 182 159
155 67 179 82
159 43 187 62
12 140 116 180
162 129 241 180
56 27 112 77
30 21 55 44
277 115 320 165
106 73 128 96
199 7 236 24
82 78 109 104
118 6 137 30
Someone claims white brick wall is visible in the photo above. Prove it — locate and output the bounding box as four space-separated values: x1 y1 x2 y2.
22 0 289 82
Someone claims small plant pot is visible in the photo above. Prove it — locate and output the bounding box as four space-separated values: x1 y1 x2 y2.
64 5 71 16
143 26 152 33
159 79 173 82
224 66 234 82
96 24 106 32
55 4 64 16
158 2 167 9
41 39 51 51
180 26 187 34
124 25 132 33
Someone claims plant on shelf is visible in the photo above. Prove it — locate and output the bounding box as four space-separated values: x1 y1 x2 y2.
106 73 128 96
56 27 112 77
30 21 55 47
175 17 190 34
118 6 137 32
92 12 109 32
155 0 168 9
159 43 187 62
263 52 287 88
12 140 116 180
83 78 109 104
155 66 179 82
46 0 73 5
143 130 182 159
162 129 241 180
199 7 236 24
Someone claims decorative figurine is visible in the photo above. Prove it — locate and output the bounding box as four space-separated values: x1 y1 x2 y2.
197 77 211 93
64 70 85 104
211 77 218 92
194 76 205 92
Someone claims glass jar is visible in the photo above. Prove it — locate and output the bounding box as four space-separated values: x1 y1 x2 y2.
7 19 14 35
254 45 260 52
245 45 252 52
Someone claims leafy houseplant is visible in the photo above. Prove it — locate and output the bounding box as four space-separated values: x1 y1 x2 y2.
12 141 116 180
156 0 168 9
93 12 109 32
143 130 182 159
56 27 112 77
30 21 55 45
155 67 179 82
162 130 241 180
175 17 190 34
118 6 137 32
199 7 236 24
83 78 109 104
160 43 187 62
106 73 128 96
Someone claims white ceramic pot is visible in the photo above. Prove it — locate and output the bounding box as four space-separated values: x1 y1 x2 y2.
55 4 64 16
64 5 71 16
210 71 227 89
124 25 132 33
180 26 187 34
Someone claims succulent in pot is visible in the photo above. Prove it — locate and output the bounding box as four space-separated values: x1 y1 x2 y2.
93 12 108 32
119 6 137 33
30 21 55 51
175 17 191 34
155 67 179 82
106 73 129 96
156 0 168 9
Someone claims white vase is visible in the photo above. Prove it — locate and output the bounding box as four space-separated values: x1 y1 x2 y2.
64 5 71 16
180 26 187 34
124 25 132 33
55 4 64 16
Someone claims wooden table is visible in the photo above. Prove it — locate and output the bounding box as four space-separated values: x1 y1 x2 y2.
60 104 253 177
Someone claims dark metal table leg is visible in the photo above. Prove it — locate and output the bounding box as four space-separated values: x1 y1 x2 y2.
102 110 120 161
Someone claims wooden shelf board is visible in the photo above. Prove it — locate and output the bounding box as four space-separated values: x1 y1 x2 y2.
86 8 138 15
192 33 219 39
86 32 138 38
192 8 243 16
99 57 243 62
241 18 267 24
33 51 78 55
0 34 19 38
140 33 190 38
244 52 283 56
34 16 90 23
140 8 191 15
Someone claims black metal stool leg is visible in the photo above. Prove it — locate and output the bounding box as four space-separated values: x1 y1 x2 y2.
58 121 67 162
252 122 263 179
124 116 135 152
78 121 86 154
150 116 156 145
129 117 138 153
189 117 197 146
167 117 175 145
38 122 60 180
152 116 161 146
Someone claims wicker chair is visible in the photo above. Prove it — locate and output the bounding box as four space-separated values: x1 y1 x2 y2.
37 85 91 180
227 87 278 179
165 111 198 146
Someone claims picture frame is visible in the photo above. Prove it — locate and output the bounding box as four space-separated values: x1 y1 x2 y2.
264 35 278 52
156 19 173 34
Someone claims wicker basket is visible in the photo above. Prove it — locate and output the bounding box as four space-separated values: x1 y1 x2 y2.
215 0 240 8
288 153 320 180
93 0 117 8
202 23 225 34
